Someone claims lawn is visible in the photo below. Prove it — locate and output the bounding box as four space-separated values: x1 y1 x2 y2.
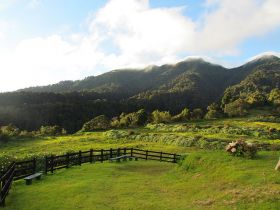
6 151 280 210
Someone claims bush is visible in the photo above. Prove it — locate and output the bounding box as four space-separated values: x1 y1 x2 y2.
204 103 223 119
1 124 20 136
226 140 257 158
110 109 148 128
151 110 171 123
172 108 190 122
82 115 111 131
39 125 66 136
191 108 204 120
224 99 249 117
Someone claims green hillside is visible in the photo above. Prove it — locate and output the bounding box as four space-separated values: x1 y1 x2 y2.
0 55 280 133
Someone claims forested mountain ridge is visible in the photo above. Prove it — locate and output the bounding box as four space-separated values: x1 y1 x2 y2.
0 55 279 133
21 56 280 97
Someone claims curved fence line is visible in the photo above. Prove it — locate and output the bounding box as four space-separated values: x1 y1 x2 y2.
0 148 181 208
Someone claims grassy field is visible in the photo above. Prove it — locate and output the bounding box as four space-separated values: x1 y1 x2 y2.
1 116 280 163
6 151 280 210
2 115 280 209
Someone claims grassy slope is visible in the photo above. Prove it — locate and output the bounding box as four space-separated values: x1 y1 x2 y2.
7 151 280 210
2 115 280 209
1 116 280 162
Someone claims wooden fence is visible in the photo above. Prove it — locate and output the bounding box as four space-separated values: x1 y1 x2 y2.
45 148 180 173
0 162 15 207
14 159 36 180
0 148 181 207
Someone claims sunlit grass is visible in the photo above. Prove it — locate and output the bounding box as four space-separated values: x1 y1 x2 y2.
6 151 280 210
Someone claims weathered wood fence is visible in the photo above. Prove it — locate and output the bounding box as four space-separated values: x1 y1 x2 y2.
0 162 15 207
45 148 180 173
0 148 181 207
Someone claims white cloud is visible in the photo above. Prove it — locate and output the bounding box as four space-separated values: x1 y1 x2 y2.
27 0 41 9
247 51 280 62
0 0 17 11
0 0 280 91
0 35 105 91
196 0 280 54
88 0 196 68
0 20 10 42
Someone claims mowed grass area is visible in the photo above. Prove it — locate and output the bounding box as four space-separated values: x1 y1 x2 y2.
7 151 280 210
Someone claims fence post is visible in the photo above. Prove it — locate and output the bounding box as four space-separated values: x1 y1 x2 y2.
160 152 163 162
51 155 54 173
0 197 5 207
45 156 48 174
117 148 120 157
66 153 70 168
146 150 148 160
101 149 104 163
90 149 93 163
110 148 113 158
33 158 36 174
131 148 133 157
173 154 176 163
79 151 82 166
124 148 127 156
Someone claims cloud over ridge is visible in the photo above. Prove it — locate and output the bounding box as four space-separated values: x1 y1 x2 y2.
0 0 280 91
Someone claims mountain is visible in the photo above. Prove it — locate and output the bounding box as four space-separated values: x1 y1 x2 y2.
20 55 280 108
222 56 280 106
0 55 279 132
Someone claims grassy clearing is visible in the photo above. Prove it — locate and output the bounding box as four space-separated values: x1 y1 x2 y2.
7 151 280 210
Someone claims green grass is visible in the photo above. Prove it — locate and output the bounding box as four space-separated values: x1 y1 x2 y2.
6 151 280 210
2 115 280 209
1 116 280 163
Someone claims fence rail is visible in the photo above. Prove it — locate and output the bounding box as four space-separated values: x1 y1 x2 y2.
0 162 15 207
44 148 180 174
14 159 36 180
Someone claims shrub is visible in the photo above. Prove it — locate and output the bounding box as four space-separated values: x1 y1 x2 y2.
204 103 223 119
82 115 111 131
224 99 249 117
110 109 148 128
151 110 171 123
39 125 65 136
191 108 204 120
268 88 280 105
1 124 20 136
172 108 190 122
226 140 257 158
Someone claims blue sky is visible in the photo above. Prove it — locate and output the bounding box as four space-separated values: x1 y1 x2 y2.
0 0 280 91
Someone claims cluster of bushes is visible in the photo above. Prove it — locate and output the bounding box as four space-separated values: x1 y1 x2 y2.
81 105 225 132
0 124 67 142
223 88 280 117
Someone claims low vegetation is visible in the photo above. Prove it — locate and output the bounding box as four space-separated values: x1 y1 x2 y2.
5 151 280 210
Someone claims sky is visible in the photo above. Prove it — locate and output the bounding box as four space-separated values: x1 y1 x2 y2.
0 0 280 92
